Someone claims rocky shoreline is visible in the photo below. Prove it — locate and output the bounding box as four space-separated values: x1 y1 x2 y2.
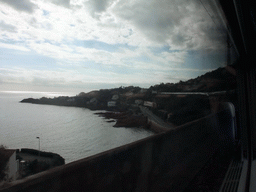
95 111 169 133
20 97 168 133
95 111 148 128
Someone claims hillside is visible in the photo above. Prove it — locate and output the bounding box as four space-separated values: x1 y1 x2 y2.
149 66 236 93
20 66 237 127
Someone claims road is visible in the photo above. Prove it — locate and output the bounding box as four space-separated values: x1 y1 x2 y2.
139 106 176 130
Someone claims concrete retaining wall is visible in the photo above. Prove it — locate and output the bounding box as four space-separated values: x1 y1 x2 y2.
0 110 234 192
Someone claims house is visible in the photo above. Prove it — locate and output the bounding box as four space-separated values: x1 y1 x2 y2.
135 100 143 105
107 101 116 107
89 98 98 104
140 89 147 93
67 97 75 102
0 149 19 182
144 101 157 108
111 95 119 101
124 92 133 97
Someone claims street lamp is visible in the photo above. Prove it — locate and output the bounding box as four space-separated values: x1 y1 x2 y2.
36 137 40 157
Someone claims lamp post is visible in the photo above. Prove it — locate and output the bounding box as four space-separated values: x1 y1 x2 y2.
36 137 40 157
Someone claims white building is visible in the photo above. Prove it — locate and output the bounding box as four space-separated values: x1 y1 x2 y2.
108 101 116 107
144 101 157 108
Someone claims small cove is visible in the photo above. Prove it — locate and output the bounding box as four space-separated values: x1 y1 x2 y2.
0 91 153 163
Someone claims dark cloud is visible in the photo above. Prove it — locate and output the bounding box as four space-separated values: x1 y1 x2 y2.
0 21 17 32
85 0 115 18
51 0 70 8
89 0 113 13
113 0 190 41
112 0 226 50
0 0 37 13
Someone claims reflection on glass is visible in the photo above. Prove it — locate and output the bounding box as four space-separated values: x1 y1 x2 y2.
0 0 239 191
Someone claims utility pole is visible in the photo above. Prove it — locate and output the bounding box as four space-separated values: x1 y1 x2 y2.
36 137 40 157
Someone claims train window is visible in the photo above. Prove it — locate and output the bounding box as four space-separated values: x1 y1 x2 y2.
1 0 255 191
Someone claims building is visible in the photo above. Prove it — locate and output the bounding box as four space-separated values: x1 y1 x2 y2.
89 98 98 104
0 149 19 182
135 100 143 105
143 101 157 108
107 101 116 107
111 95 119 101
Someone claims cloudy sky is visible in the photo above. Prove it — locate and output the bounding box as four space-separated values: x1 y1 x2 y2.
0 0 228 93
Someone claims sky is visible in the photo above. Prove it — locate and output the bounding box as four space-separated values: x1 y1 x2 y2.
0 0 229 93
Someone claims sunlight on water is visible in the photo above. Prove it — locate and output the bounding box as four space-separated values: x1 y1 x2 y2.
0 91 153 163
0 91 76 97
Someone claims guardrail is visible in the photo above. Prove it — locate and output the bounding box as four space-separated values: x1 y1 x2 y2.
0 110 234 192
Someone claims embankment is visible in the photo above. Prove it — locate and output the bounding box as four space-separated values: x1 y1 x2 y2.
18 148 65 166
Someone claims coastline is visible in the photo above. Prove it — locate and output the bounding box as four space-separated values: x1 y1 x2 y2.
20 96 169 133
95 111 170 133
20 97 165 133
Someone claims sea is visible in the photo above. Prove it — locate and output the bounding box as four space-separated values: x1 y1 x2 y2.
0 91 153 164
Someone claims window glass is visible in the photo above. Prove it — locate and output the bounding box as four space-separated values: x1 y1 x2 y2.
0 0 239 191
